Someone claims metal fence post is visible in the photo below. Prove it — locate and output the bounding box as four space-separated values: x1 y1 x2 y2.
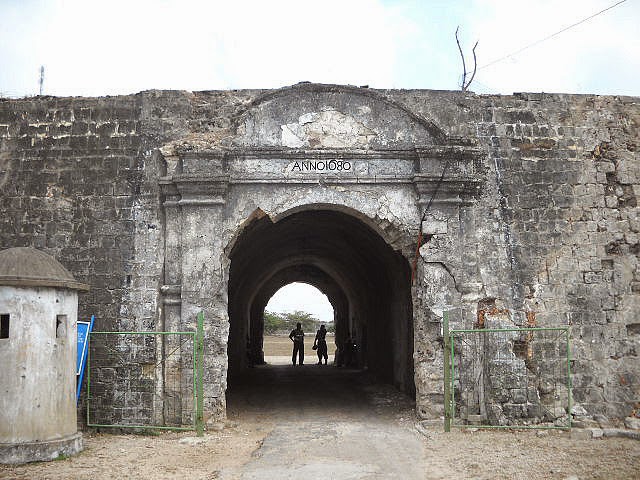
443 310 451 432
196 311 205 437
86 331 91 427
566 327 573 430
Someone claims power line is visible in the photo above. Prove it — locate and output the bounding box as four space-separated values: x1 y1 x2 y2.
468 77 501 94
478 0 628 71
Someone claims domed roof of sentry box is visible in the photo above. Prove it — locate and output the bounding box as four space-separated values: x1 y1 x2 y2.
0 247 89 290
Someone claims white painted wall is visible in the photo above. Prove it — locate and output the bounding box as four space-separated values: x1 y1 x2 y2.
0 286 78 443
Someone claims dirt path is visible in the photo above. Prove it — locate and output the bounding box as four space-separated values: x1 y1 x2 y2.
221 363 425 479
2 363 640 479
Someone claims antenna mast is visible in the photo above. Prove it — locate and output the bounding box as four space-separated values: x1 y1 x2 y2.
39 66 44 96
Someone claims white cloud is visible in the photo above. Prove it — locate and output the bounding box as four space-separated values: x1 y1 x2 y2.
0 0 410 96
266 282 334 323
465 0 640 94
0 0 637 96
183 0 408 89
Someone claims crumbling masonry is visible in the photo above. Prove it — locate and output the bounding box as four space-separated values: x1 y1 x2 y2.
0 83 638 426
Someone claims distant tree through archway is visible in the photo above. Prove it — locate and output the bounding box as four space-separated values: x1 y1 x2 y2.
263 283 334 361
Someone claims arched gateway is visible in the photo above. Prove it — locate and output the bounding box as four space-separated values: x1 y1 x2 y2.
2 84 637 430
227 206 413 391
157 83 485 422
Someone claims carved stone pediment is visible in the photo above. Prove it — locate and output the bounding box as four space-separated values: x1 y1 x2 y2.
157 84 487 207
232 83 447 150
159 174 229 206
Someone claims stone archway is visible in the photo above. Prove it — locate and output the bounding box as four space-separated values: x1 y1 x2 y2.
226 206 415 395
156 83 486 423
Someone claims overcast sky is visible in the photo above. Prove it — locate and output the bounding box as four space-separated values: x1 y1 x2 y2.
266 283 334 323
1 1 637 320
1 0 638 98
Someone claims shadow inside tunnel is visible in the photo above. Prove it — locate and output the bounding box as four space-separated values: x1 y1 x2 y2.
225 362 415 423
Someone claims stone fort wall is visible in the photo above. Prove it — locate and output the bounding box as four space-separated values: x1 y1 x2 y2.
0 85 638 422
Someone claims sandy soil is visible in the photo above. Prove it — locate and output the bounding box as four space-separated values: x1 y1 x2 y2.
2 343 639 480
3 421 639 480
263 333 336 363
0 423 268 480
420 428 640 480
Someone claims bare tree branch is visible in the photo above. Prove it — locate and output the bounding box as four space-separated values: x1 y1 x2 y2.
465 40 479 91
456 27 479 91
455 26 467 90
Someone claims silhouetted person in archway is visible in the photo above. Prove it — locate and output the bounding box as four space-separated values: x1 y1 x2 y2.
289 322 305 365
342 331 357 367
313 324 328 365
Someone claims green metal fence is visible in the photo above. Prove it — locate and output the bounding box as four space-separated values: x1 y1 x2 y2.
87 312 205 434
444 313 572 430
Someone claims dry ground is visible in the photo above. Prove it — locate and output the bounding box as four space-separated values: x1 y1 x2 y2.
263 334 322 356
0 428 263 480
2 336 639 479
3 420 639 479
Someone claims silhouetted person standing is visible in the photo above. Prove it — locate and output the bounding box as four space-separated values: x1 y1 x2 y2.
289 322 305 365
342 332 357 367
314 324 328 365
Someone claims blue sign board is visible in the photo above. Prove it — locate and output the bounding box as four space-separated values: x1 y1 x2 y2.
77 321 91 375
76 315 94 402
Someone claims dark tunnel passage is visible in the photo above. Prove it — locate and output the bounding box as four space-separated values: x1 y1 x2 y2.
226 206 415 397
